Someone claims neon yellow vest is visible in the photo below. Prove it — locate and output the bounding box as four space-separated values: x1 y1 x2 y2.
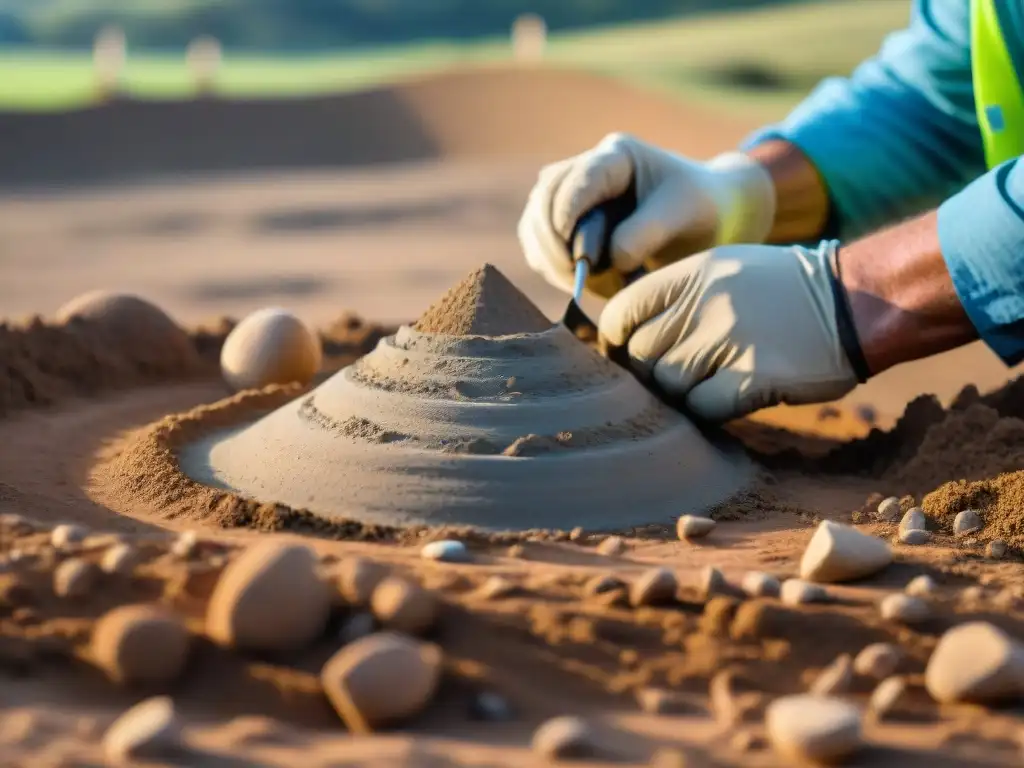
972 0 1024 167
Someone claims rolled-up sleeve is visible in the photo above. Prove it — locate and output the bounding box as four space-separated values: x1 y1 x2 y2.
938 159 1024 364
746 0 1024 366
743 0 984 239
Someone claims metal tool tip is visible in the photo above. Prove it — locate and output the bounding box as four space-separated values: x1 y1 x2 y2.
572 259 588 303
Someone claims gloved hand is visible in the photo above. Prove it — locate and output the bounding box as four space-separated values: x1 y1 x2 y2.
517 132 776 298
598 241 864 422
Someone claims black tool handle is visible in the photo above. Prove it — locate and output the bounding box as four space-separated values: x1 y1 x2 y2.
570 182 644 284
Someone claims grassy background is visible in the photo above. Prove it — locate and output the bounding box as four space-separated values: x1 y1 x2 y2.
0 0 911 115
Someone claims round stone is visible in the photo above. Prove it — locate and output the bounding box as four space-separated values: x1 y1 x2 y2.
370 577 438 635
206 541 331 651
875 497 901 522
420 540 470 563
92 604 191 686
765 694 862 763
219 307 322 391
321 632 442 731
677 515 716 540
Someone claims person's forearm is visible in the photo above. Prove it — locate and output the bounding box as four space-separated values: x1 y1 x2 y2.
838 209 977 374
746 140 831 244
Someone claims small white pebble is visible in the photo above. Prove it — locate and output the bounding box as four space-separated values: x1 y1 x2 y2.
103 696 181 762
953 509 983 537
987 539 1008 559
677 515 715 540
630 568 677 607
905 575 936 597
741 571 780 598
596 536 626 556
880 593 930 624
700 566 728 600
51 523 88 549
875 497 901 522
54 558 98 598
869 676 907 719
854 643 902 679
780 579 829 606
101 544 140 576
170 531 198 559
809 654 853 696
900 507 927 532
899 528 931 546
532 716 594 760
420 540 470 563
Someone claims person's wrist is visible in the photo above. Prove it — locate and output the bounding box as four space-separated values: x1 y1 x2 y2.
824 240 871 383
704 152 777 245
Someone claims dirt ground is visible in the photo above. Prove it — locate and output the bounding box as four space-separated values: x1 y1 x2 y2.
2 67 1024 766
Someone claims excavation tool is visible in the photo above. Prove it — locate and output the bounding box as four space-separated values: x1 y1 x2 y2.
560 184 692 415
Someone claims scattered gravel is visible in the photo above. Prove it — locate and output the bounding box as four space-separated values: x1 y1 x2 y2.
170 531 199 559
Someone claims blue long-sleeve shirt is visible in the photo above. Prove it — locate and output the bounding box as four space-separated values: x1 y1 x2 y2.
743 0 1024 364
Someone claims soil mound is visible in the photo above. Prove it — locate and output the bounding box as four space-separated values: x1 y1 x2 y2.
0 66 748 186
176 267 750 531
414 263 552 336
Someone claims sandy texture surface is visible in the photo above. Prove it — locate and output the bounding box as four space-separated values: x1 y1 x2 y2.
2 66 1024 766
176 267 751 530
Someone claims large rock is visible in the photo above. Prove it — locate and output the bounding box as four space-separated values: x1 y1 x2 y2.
925 622 1024 703
321 632 441 731
765 694 862 763
800 521 892 583
206 541 331 651
93 604 191 686
370 577 438 635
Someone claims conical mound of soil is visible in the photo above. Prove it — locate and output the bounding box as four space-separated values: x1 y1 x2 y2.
180 267 750 531
414 263 552 337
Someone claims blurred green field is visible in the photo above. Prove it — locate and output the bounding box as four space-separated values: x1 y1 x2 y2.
0 0 911 115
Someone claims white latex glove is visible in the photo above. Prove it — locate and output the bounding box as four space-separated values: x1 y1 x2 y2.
517 132 776 298
598 241 863 422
